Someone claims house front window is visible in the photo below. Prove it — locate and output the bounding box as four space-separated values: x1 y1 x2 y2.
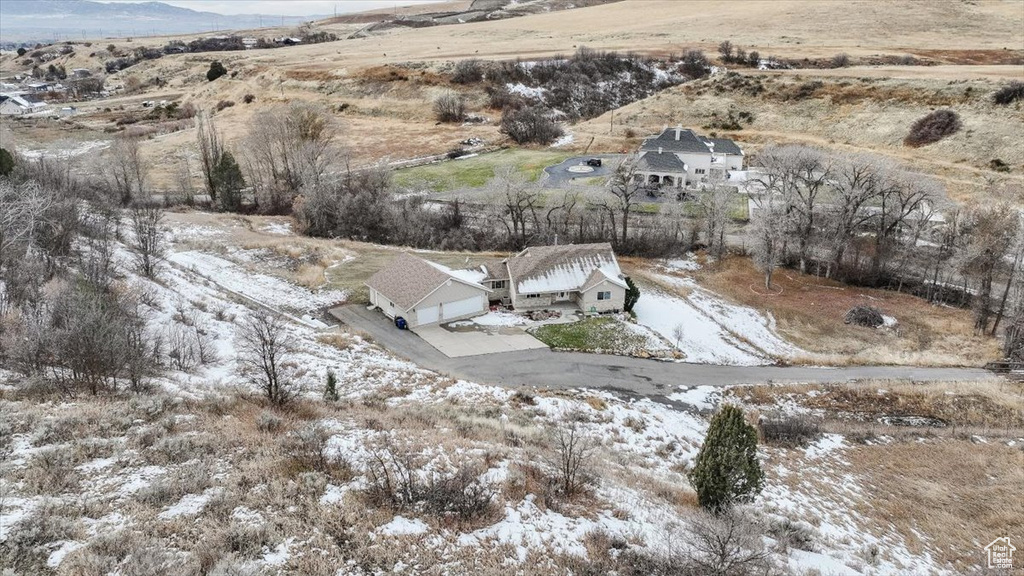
597 291 611 301
694 168 706 175
492 280 506 289
525 293 540 299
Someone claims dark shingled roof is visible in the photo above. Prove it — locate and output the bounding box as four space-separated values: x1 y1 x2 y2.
636 151 688 173
639 127 711 154
703 137 744 155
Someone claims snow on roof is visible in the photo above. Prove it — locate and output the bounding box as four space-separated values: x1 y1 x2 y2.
509 243 623 295
366 253 488 310
425 260 488 286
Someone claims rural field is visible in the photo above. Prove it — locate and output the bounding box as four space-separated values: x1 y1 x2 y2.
1 0 1023 575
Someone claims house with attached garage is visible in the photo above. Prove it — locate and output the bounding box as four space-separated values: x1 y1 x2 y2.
367 243 627 327
635 126 744 189
366 252 491 328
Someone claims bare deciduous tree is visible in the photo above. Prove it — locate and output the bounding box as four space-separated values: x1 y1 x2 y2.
196 112 222 201
239 310 292 405
749 191 788 290
554 419 595 498
129 204 164 278
694 185 733 260
489 166 541 249
599 160 647 245
107 133 147 205
956 203 1019 333
682 509 775 576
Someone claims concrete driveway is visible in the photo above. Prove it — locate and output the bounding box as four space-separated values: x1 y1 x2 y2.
543 154 626 187
328 305 995 403
412 323 548 358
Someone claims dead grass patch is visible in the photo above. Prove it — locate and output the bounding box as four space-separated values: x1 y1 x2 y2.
846 439 1024 571
688 257 999 367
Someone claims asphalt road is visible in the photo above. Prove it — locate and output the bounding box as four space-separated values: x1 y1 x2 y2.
329 305 994 403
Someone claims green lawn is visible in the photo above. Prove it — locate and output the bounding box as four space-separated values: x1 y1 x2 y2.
393 149 574 192
531 317 657 354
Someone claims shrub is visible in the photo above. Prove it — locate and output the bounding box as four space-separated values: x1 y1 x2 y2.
207 61 228 82
904 109 961 147
17 47 27 56
242 93 255 104
324 369 339 402
990 158 1011 172
844 305 884 327
255 411 283 433
212 151 245 212
486 84 524 110
680 49 711 79
452 58 485 84
0 147 15 176
433 90 466 123
689 405 764 512
500 106 564 145
283 423 352 481
830 53 851 68
215 100 235 112
993 81 1024 105
624 277 640 313
422 464 496 524
759 416 822 447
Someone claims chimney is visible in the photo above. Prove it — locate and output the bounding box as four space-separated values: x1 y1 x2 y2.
675 126 681 140
658 146 663 154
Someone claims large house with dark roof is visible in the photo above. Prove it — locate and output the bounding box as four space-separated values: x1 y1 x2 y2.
366 244 626 327
635 126 744 189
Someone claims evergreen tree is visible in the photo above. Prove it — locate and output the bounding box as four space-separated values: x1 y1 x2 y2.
324 369 339 402
0 148 15 177
689 405 764 513
207 61 228 82
212 151 245 212
623 277 640 313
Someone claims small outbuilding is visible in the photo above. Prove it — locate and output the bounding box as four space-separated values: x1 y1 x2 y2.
366 252 490 328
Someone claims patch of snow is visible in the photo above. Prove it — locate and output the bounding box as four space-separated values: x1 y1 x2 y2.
881 314 898 328
669 385 721 411
550 133 574 148
46 541 85 569
506 82 546 100
157 488 220 520
803 434 845 459
453 310 530 328
788 548 862 576
262 538 294 566
660 255 701 272
260 221 293 236
378 516 430 536
424 260 487 286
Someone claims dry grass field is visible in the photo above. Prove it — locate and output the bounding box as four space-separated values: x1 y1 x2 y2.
730 378 1024 571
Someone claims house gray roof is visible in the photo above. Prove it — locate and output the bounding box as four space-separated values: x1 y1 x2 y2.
580 268 627 292
703 137 744 155
636 151 688 173
508 243 623 294
639 127 743 157
640 127 711 154
480 259 509 281
366 252 486 310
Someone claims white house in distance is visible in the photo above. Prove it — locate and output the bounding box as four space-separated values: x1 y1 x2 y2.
0 93 49 116
635 126 744 188
367 243 627 327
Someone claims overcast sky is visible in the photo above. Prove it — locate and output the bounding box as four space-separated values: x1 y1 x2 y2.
99 1 438 17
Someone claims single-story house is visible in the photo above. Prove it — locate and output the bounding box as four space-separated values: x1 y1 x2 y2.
366 252 490 328
483 243 627 313
635 126 744 189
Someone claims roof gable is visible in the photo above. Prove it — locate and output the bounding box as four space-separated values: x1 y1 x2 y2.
508 243 623 294
637 151 688 173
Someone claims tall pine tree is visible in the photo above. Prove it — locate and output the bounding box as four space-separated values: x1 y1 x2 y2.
689 404 764 513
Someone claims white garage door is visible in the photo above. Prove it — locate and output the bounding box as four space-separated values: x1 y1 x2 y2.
416 305 439 326
442 295 485 320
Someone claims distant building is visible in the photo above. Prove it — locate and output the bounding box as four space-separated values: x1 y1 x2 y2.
0 93 49 116
71 68 92 78
635 126 744 189
242 37 258 49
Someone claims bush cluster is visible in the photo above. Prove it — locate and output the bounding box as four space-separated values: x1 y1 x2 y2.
903 109 962 147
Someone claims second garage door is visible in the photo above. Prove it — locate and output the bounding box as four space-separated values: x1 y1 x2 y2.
415 305 439 325
442 295 485 321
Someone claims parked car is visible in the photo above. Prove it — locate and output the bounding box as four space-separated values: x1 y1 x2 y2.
394 316 408 330
586 158 602 167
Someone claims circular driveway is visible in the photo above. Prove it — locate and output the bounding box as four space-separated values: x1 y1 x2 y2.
543 154 626 186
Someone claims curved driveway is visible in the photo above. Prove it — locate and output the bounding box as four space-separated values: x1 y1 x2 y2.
329 305 994 402
543 155 625 187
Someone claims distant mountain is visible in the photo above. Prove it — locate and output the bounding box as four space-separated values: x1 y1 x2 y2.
0 0 322 43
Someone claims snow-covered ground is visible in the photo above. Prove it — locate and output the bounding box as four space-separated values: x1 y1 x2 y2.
633 266 802 365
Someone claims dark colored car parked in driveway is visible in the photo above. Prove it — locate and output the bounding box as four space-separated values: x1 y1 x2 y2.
586 158 602 167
